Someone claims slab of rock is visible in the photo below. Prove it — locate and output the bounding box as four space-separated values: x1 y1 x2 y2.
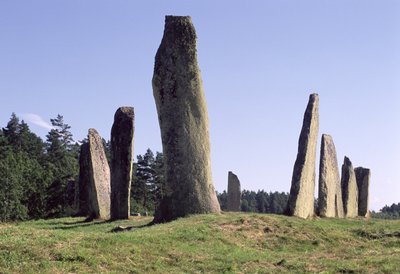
78 142 90 216
87 128 111 220
152 16 220 223
287 93 319 218
355 167 370 217
227 171 241 212
318 134 344 218
110 107 135 220
341 156 358 218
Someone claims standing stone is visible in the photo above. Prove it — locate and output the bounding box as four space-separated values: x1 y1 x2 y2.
355 167 370 217
152 16 220 223
341 156 358 218
318 134 344 218
286 93 319 218
87 128 111 220
227 171 241 212
78 142 90 216
110 107 135 220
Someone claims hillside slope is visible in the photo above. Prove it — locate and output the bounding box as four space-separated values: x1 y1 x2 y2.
0 213 399 273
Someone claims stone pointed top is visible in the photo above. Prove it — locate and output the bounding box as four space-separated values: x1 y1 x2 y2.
322 133 332 140
355 167 370 174
343 156 352 167
114 107 134 119
165 15 192 22
161 15 196 44
164 15 193 28
88 128 99 136
310 93 319 100
228 171 239 181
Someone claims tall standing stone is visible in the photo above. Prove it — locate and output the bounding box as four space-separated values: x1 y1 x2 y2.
87 128 111 220
152 16 220 223
227 171 241 212
110 107 135 220
341 156 358 218
355 167 370 217
78 142 90 216
287 93 319 218
318 134 344 218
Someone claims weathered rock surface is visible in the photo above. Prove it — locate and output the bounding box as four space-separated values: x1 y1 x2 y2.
152 16 220 223
78 142 90 216
227 171 241 212
318 134 344 218
355 167 370 217
87 128 111 220
341 156 358 218
287 93 319 218
110 107 135 220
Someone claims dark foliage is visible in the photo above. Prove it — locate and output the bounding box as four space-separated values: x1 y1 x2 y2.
217 189 289 215
372 203 400 219
131 149 164 214
0 113 79 221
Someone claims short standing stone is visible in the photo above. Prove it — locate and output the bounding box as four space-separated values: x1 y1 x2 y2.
227 171 241 212
152 16 220 223
287 93 319 218
355 167 370 217
341 156 358 218
87 128 111 220
78 142 90 216
110 107 135 220
318 134 344 218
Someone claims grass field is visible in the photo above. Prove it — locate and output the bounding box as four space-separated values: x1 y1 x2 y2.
0 213 399 273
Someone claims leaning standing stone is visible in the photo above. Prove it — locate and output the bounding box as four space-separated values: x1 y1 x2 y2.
318 134 344 218
341 156 358 218
287 93 319 218
227 171 241 212
110 107 135 220
355 167 370 217
87 128 111 220
152 16 220 223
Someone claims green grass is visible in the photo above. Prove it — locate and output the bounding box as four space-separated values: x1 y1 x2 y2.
0 213 399 273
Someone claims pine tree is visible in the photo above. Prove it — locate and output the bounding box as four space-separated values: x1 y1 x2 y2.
131 149 156 213
45 114 79 217
3 113 21 149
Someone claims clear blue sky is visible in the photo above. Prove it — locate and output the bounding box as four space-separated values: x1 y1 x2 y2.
1 1 399 210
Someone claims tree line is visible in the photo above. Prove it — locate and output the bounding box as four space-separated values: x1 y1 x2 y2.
1 113 399 221
371 203 400 219
217 190 289 214
0 113 79 221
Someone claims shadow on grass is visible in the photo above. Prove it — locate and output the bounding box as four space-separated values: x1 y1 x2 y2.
53 219 113 230
109 222 153 233
62 219 92 225
353 228 400 239
51 217 155 231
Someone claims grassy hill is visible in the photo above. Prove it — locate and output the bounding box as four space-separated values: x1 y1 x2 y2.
0 213 399 273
